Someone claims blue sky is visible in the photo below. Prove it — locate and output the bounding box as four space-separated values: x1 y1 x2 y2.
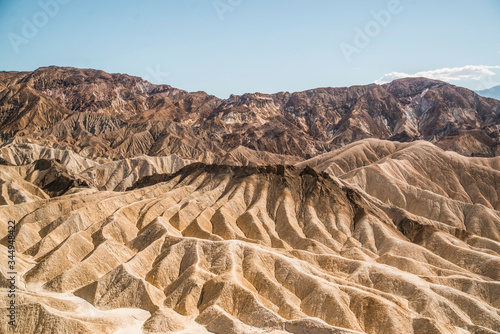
1 0 499 97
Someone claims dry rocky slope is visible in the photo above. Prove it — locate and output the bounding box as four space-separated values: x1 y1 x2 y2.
0 67 500 333
0 154 499 334
1 66 499 161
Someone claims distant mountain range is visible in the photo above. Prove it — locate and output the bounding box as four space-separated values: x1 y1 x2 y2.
476 85 500 100
1 66 499 160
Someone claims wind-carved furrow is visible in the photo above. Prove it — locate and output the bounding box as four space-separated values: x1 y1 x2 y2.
24 191 151 259
154 188 206 227
273 246 411 333
249 183 290 249
42 239 136 292
91 200 143 246
24 231 94 284
147 240 212 316
135 194 187 232
181 178 235 237
193 243 285 330
274 191 312 251
209 183 253 241
165 243 209 315
242 251 304 320
301 204 341 252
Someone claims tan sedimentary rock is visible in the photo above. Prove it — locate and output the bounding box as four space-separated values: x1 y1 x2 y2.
0 154 498 333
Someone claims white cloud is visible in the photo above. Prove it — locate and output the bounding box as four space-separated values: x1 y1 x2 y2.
375 65 500 84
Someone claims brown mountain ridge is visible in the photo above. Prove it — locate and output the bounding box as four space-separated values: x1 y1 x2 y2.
1 66 499 162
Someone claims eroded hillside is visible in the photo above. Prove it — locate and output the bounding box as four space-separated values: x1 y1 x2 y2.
0 68 499 334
